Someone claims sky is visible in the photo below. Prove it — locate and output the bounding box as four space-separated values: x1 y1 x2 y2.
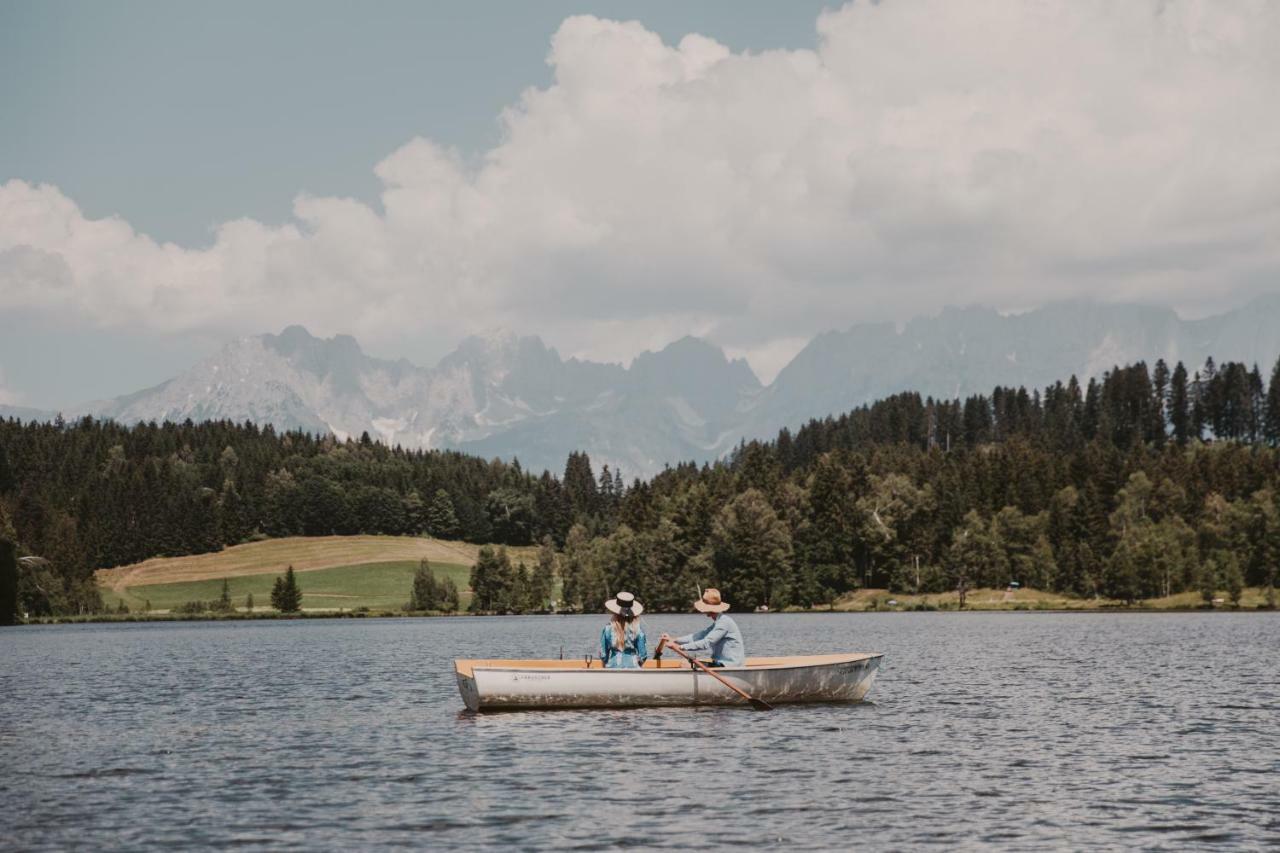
2 0 1279 408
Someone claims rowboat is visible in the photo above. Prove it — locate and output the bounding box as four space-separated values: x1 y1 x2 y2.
454 652 883 712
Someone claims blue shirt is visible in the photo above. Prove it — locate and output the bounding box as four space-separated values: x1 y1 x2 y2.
600 624 648 668
676 614 745 667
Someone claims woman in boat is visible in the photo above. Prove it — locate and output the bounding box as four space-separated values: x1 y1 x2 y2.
600 592 648 668
660 589 744 667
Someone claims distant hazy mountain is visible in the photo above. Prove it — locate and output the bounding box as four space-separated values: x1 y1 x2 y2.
0 403 57 422
740 297 1280 446
14 297 1280 477
74 325 761 478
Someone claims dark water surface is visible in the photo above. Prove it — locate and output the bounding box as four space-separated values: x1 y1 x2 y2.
2 613 1278 850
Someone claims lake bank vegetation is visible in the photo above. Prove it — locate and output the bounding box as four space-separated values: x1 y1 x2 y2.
3 354 1279 624
21 583 1279 623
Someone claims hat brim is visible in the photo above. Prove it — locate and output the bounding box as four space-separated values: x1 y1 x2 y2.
605 599 644 616
693 599 730 613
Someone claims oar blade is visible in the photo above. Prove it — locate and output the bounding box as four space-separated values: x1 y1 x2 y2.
749 698 774 711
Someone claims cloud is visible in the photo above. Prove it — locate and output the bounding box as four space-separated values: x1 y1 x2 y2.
0 367 23 406
2 1 1279 375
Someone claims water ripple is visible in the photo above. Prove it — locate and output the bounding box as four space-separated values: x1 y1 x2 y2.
2 612 1279 850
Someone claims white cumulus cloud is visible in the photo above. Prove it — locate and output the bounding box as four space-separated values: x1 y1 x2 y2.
2 1 1279 381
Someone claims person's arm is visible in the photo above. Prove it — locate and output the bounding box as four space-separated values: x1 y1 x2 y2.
636 629 648 664
600 627 611 665
679 621 728 654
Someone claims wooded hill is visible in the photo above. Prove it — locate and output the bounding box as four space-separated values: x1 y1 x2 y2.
1 354 1279 618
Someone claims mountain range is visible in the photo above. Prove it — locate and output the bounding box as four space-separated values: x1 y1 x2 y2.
7 297 1280 478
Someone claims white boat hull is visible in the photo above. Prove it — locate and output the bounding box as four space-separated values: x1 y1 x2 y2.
455 653 883 712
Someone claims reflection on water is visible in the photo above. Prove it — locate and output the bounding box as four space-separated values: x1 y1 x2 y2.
2 612 1278 849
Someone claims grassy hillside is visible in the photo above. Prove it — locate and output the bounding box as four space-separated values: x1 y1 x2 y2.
97 535 538 587
96 535 541 613
101 560 473 613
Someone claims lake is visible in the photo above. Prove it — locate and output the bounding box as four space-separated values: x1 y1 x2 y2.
2 612 1277 849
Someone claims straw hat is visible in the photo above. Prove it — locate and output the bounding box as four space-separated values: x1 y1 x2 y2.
605 591 644 617
693 588 731 613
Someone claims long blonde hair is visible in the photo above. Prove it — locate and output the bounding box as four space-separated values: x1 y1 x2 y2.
609 613 640 651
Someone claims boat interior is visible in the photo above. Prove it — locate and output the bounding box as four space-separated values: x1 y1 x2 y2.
454 653 877 677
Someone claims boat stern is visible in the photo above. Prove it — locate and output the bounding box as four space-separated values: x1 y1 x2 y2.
455 662 481 712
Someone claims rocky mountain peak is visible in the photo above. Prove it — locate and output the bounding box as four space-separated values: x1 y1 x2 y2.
629 335 760 404
34 297 1280 478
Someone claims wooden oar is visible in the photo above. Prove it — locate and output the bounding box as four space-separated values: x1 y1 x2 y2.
664 643 772 711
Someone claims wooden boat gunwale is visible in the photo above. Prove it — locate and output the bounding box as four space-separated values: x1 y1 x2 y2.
455 652 881 679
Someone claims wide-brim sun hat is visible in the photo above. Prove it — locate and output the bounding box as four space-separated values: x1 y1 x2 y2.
605 591 644 617
693 588 731 613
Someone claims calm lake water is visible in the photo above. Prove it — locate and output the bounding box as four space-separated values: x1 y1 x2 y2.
2 612 1277 850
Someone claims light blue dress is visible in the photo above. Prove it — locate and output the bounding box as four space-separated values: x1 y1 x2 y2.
600 623 648 668
676 614 745 667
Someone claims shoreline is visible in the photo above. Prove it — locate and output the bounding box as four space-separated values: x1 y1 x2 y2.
15 602 1278 625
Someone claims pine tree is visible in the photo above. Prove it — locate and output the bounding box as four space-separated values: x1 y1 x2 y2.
1151 359 1170 446
1265 356 1280 447
1190 371 1207 439
962 396 993 445
216 577 233 612
801 453 859 602
1200 358 1219 438
218 480 248 545
707 489 793 610
1261 491 1280 601
0 536 17 626
1081 380 1101 440
559 524 602 612
469 546 506 612
402 490 427 535
533 472 572 546
1198 557 1219 608
529 536 557 611
598 465 615 507
0 443 15 496
408 558 441 611
1248 364 1265 443
1223 553 1244 607
438 577 460 612
1169 362 1191 445
426 489 460 539
512 561 533 613
563 452 599 518
270 565 302 613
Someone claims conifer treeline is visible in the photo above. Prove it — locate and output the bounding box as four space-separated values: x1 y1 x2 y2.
1 355 1279 615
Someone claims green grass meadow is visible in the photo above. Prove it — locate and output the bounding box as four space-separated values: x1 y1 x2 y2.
101 560 473 613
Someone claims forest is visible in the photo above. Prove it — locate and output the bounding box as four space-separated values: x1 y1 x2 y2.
1 354 1279 619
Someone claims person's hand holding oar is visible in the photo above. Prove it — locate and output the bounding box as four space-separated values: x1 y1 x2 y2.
662 641 772 711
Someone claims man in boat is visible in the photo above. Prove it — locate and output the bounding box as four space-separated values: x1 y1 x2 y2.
659 589 744 667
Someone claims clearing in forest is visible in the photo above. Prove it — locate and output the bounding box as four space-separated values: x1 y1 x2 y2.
96 535 537 596
100 560 474 612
